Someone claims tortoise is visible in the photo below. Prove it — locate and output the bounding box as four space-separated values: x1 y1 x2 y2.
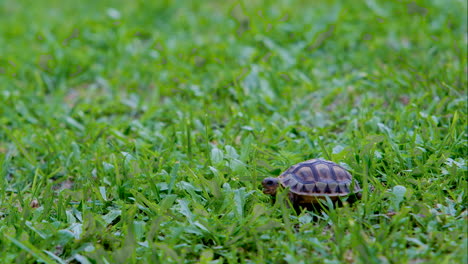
262 159 362 210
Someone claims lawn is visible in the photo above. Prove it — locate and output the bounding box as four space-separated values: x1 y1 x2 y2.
0 0 467 263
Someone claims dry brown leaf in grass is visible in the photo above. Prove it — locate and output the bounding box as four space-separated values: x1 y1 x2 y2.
30 199 40 208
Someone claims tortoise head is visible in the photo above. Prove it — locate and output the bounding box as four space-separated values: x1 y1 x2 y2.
262 177 280 196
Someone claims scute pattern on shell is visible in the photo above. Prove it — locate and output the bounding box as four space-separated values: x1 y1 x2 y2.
278 159 361 196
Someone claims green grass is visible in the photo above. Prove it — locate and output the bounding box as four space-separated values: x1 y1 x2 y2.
0 0 467 263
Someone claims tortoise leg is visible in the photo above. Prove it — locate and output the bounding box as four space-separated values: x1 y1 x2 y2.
287 193 303 214
345 193 362 205
287 192 297 207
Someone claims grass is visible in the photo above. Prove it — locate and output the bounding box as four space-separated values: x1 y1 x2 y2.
0 0 467 263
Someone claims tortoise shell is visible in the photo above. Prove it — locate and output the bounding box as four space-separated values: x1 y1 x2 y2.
278 159 361 198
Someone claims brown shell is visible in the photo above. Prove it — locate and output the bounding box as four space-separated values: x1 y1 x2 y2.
278 159 361 197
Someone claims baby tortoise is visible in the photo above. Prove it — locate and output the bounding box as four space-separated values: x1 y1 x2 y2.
262 159 362 210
